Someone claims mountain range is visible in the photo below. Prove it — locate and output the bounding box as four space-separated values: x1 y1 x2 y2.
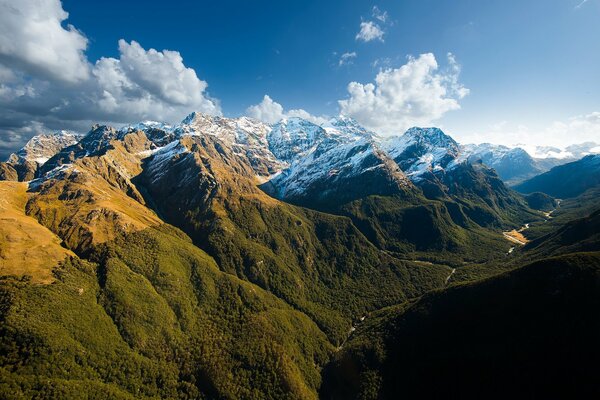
514 154 600 198
0 112 598 399
463 141 599 184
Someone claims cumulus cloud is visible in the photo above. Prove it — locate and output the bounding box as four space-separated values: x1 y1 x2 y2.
0 0 220 159
356 21 385 42
92 40 220 119
338 53 469 135
338 52 357 66
246 95 327 125
0 0 89 83
245 95 285 124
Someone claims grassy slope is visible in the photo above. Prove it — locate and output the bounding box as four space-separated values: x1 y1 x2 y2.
0 182 74 284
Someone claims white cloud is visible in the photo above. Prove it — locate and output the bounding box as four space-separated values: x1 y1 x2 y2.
285 109 328 124
338 52 357 66
246 95 327 125
0 0 90 83
575 0 588 9
92 40 220 119
245 95 284 124
338 53 469 135
116 40 215 109
356 21 385 42
372 6 389 23
0 0 221 158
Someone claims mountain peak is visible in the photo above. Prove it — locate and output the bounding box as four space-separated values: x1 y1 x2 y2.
381 126 461 181
181 111 200 125
181 111 223 126
121 120 175 134
323 116 374 137
7 130 82 165
403 127 458 148
268 118 327 160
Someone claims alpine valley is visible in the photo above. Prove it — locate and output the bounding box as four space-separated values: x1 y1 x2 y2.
1 113 599 399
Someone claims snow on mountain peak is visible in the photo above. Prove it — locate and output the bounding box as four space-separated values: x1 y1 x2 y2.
120 120 175 134
181 111 200 125
403 127 458 148
268 117 327 161
322 115 375 137
381 127 460 180
7 130 82 165
14 112 594 203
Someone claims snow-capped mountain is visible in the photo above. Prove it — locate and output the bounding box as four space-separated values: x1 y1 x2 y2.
462 143 541 184
119 113 415 207
2 111 547 240
381 127 461 182
177 112 283 176
461 141 600 185
321 115 376 137
7 131 82 166
264 117 411 206
0 130 82 181
1 113 502 204
11 111 593 216
39 125 120 175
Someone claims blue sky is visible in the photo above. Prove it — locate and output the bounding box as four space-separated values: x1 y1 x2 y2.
0 0 599 157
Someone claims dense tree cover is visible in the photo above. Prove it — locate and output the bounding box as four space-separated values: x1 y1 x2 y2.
525 185 600 241
523 191 557 211
1 226 334 399
339 195 519 265
167 195 450 342
321 252 600 399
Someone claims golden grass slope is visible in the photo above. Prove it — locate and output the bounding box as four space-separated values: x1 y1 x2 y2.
0 181 74 283
26 133 164 253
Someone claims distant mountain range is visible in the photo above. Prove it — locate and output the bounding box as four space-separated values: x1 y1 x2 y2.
514 154 600 198
463 141 599 185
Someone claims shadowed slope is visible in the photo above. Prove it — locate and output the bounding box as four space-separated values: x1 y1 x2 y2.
321 252 600 399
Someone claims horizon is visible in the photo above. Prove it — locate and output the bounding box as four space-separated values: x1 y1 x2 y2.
1 0 599 159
